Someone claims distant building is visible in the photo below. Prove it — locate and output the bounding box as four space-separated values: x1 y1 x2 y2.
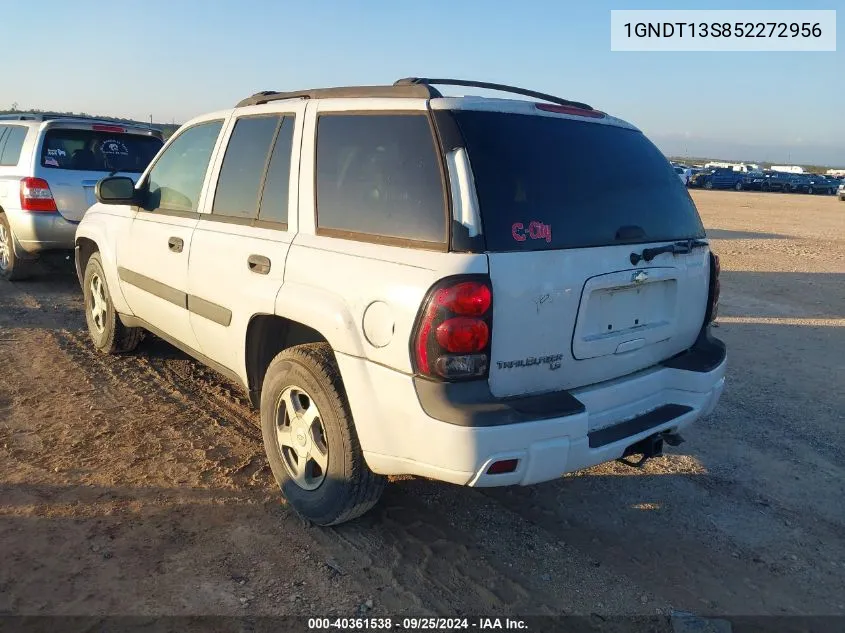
825 169 845 177
770 165 805 174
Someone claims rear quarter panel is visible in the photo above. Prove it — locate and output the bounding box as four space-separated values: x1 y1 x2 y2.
282 98 488 371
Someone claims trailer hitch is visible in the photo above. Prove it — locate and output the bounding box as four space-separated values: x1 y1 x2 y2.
617 432 685 468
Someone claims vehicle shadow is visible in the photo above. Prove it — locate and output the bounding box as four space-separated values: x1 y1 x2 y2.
719 270 845 319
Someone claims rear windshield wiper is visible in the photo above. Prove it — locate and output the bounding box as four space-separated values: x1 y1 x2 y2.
630 239 707 265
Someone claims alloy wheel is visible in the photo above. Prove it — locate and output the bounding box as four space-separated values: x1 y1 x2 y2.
274 385 329 491
89 274 108 333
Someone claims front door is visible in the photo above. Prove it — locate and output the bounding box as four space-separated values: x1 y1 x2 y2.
118 119 225 350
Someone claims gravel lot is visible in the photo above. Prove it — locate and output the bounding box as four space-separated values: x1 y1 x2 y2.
1 190 843 628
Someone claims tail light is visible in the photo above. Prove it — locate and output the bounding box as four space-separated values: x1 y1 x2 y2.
20 178 58 213
92 124 126 133
705 252 720 324
412 276 493 381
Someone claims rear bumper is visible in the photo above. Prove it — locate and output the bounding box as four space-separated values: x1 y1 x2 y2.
341 334 726 487
5 209 78 254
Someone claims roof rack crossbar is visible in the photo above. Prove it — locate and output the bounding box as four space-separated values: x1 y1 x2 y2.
394 77 593 111
236 83 441 107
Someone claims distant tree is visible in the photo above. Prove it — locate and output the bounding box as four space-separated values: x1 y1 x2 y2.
10 102 18 111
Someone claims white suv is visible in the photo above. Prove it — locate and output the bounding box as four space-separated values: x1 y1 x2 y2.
0 114 163 279
74 78 727 525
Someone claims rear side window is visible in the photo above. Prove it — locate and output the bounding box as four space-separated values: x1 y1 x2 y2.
315 114 446 245
40 129 162 173
452 111 705 251
258 117 296 226
0 126 28 166
212 115 281 219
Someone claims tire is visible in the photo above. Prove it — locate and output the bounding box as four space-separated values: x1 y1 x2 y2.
808 186 814 195
260 343 386 526
734 181 743 191
704 181 714 190
0 214 34 281
82 252 144 354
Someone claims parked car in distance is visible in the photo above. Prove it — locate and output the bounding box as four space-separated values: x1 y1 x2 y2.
74 77 726 526
689 167 745 190
673 165 693 186
687 168 715 189
838 180 845 201
741 171 767 191
760 170 792 192
0 113 164 280
799 174 839 195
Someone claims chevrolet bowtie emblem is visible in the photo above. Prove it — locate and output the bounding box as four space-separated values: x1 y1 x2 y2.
632 270 649 284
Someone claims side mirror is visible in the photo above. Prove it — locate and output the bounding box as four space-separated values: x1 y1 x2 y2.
95 176 137 205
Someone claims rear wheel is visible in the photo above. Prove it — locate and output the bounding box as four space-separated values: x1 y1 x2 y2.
260 343 386 526
0 214 34 281
734 181 743 191
808 186 814 195
704 181 714 190
83 252 144 354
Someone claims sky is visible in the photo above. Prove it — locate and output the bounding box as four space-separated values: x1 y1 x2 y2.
2 0 842 165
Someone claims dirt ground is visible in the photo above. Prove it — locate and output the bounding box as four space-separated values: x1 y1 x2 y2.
1 191 843 625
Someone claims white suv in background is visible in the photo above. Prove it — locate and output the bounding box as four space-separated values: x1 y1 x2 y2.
74 78 727 525
0 114 163 279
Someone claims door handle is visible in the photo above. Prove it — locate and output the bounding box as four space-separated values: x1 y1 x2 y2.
247 254 271 275
168 237 184 253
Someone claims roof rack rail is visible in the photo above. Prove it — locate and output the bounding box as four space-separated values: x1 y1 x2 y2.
394 77 593 110
236 83 440 107
0 113 40 121
0 112 159 130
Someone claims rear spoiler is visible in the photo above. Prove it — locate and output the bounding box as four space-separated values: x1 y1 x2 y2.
40 120 163 139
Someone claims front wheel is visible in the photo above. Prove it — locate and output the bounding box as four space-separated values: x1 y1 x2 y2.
260 343 386 526
704 181 714 190
807 186 814 195
83 252 144 354
734 181 743 191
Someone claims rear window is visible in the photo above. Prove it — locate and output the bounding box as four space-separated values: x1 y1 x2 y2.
452 111 705 251
40 129 163 173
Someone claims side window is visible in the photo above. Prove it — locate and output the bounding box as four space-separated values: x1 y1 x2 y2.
212 115 280 219
0 126 28 166
257 116 296 226
315 114 446 245
145 120 223 213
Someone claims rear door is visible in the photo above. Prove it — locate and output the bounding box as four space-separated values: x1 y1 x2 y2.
187 103 304 375
34 123 163 223
450 110 710 398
